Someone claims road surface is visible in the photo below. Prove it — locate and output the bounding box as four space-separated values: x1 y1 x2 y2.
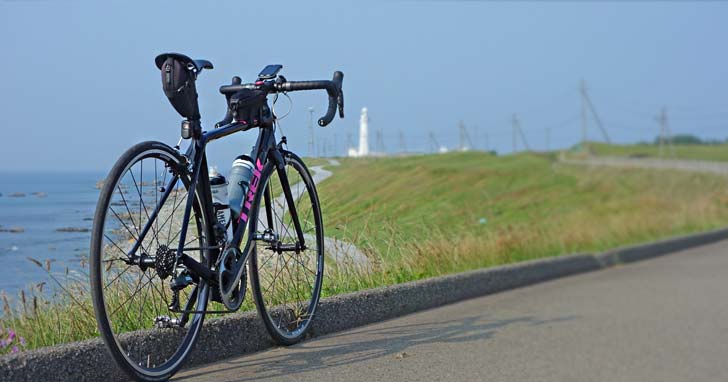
561 156 728 176
177 239 728 382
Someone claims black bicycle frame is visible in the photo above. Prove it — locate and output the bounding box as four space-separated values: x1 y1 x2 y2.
127 119 307 285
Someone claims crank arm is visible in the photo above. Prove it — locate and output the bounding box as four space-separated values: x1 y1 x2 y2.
179 253 214 283
219 248 250 300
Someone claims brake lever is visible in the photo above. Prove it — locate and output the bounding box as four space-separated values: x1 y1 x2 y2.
337 90 345 118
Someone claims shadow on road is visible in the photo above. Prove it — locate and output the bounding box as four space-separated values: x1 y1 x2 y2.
177 314 575 382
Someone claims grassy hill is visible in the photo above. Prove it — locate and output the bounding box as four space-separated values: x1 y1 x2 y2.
316 151 728 288
587 142 728 162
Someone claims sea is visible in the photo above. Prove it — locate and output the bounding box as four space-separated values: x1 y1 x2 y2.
0 171 106 298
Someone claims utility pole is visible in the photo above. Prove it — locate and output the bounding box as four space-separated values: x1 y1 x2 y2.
458 120 473 151
580 79 611 151
473 125 479 151
429 131 440 153
484 132 489 152
459 120 466 151
546 128 551 152
517 119 530 152
398 130 407 153
512 114 518 153
307 107 315 157
580 79 588 151
376 129 386 154
657 109 664 158
656 106 674 158
512 113 530 152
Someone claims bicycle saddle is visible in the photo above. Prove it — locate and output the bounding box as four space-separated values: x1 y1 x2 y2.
154 53 213 73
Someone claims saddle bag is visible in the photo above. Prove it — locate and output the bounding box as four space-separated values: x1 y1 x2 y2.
228 89 267 126
159 57 201 120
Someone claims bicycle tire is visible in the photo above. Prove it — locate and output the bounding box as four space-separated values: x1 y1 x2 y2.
90 141 212 381
248 152 325 345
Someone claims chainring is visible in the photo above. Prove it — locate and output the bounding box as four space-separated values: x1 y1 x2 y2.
217 246 247 310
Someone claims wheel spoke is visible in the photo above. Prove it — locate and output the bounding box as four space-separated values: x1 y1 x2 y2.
104 264 133 290
108 206 143 250
102 233 129 259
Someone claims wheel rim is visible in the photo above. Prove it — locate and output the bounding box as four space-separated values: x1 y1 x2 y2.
252 158 323 340
93 149 209 375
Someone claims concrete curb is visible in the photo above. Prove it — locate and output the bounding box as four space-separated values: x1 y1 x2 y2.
594 227 728 267
3 227 728 381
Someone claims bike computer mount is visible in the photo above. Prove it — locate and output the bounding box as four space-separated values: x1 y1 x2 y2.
257 64 283 80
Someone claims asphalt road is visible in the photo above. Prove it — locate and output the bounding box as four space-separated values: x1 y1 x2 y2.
561 156 728 176
177 240 728 382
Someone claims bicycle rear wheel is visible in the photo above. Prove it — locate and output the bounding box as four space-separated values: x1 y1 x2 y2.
248 153 325 345
90 141 212 381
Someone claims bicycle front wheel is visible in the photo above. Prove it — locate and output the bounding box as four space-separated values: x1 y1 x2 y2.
248 152 325 345
89 141 212 381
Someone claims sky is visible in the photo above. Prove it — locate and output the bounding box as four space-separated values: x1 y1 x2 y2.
1 1 727 171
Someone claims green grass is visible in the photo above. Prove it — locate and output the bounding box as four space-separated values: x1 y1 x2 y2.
300 157 334 167
316 151 728 281
5 150 728 354
586 142 728 162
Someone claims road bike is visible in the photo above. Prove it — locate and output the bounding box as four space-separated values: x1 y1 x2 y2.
89 53 344 381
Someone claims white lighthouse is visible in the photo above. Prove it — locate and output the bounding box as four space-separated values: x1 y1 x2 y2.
358 107 369 156
348 107 370 157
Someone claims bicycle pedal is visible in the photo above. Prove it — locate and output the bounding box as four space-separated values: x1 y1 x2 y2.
154 316 181 329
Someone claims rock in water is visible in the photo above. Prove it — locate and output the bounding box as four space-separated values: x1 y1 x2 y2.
8 192 25 197
55 227 91 233
0 227 25 233
31 192 48 198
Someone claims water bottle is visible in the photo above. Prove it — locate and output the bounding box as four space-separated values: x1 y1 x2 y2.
228 155 255 226
208 166 229 227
